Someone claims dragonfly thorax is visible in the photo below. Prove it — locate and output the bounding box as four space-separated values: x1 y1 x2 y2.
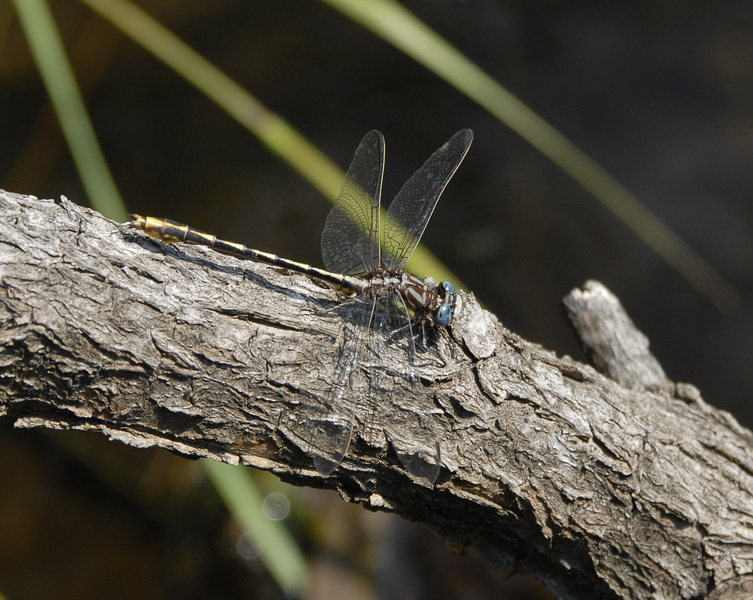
359 268 461 326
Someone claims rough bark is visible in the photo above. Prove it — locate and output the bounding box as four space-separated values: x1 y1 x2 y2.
1 190 751 600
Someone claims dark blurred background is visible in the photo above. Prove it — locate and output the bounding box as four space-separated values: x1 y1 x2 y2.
1 0 751 598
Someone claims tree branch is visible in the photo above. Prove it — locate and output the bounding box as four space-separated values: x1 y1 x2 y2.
1 190 751 600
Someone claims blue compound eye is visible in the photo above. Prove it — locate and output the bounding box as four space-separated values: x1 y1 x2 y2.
436 302 453 326
440 280 456 297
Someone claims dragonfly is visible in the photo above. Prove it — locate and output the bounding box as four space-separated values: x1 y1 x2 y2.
131 128 473 483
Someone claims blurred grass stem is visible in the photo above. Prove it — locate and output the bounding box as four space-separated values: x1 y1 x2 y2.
12 0 128 222
203 460 309 598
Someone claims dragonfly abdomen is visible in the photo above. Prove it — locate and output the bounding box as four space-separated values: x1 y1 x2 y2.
130 215 365 293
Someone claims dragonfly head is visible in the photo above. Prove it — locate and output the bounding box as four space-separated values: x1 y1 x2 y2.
435 281 462 326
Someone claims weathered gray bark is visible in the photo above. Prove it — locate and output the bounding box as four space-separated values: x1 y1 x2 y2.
1 190 751 600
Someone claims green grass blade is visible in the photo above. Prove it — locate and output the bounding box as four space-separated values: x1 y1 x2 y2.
77 0 467 290
203 460 309 598
80 0 341 201
11 0 128 222
322 0 740 312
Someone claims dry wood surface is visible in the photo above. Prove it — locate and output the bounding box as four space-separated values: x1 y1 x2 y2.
1 190 752 600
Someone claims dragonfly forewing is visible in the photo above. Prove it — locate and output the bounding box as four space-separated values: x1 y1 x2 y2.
360 294 441 483
321 130 385 276
284 296 373 474
382 129 473 269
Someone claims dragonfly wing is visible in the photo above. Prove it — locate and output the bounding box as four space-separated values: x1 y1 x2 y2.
321 130 385 276
365 295 441 484
383 129 473 269
283 297 372 475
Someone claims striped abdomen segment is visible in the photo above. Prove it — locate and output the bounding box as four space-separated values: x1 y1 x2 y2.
129 215 365 293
